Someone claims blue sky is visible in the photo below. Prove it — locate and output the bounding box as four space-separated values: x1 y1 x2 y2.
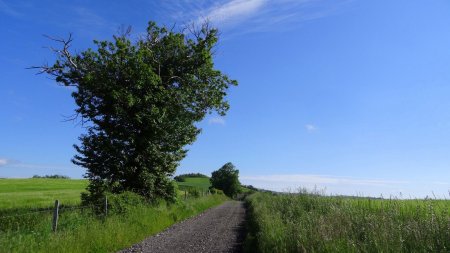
1 0 450 198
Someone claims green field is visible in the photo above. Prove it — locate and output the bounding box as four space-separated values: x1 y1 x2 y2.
245 192 450 252
0 178 88 210
177 177 211 191
0 177 212 210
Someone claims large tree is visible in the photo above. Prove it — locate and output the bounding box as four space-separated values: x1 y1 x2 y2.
35 22 237 202
210 162 241 197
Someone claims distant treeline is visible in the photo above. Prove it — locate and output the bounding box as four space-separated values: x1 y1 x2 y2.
32 174 70 179
174 173 209 182
242 185 259 191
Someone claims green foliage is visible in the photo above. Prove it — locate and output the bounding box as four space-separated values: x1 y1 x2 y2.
241 185 258 192
187 188 201 198
210 162 241 197
245 192 450 253
174 173 209 182
208 187 224 195
32 175 70 179
40 21 237 202
0 194 227 253
106 191 146 214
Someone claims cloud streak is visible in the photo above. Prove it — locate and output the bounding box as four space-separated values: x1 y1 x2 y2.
199 0 266 25
208 116 226 125
0 158 75 171
0 0 22 17
0 158 8 166
240 173 450 198
58 6 116 38
305 124 317 133
241 174 408 187
0 158 85 178
7 163 74 170
159 0 351 35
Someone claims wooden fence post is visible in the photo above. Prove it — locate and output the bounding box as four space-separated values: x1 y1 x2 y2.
184 190 187 200
104 196 108 216
52 200 59 232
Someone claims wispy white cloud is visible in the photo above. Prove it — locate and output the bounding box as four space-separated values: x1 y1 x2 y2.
241 174 408 187
208 116 226 125
0 159 85 178
33 5 116 39
305 124 317 133
61 6 116 38
240 173 450 198
0 158 74 171
198 0 266 25
0 158 8 166
6 162 75 171
158 0 351 35
432 181 450 186
0 0 22 17
71 7 108 29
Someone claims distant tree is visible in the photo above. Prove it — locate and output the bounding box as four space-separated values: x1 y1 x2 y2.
174 173 209 182
210 162 241 197
242 184 258 191
32 174 70 179
33 22 237 203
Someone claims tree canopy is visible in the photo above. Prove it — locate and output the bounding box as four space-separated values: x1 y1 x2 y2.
36 22 237 202
210 162 241 197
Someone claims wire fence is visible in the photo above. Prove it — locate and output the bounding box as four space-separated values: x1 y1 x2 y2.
0 208 53 220
0 187 213 232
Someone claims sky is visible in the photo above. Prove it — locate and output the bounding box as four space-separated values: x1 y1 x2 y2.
1 0 450 198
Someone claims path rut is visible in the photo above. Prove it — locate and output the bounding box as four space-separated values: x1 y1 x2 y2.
119 201 246 253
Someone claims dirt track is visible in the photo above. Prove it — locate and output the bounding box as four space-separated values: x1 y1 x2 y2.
118 201 246 253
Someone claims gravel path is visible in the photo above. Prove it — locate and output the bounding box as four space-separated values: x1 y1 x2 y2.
119 201 246 253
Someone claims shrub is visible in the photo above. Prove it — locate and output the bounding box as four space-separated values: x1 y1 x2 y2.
106 191 146 214
209 187 224 195
188 188 201 198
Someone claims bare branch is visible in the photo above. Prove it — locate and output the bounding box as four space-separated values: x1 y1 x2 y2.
117 24 132 37
42 33 78 69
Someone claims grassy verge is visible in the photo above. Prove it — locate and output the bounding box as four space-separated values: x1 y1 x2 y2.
0 194 228 253
245 192 450 253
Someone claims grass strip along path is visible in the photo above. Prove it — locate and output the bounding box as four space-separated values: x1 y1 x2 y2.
0 178 227 253
0 194 228 253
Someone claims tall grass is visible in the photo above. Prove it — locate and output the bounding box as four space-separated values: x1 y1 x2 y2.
0 194 227 253
245 191 450 253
